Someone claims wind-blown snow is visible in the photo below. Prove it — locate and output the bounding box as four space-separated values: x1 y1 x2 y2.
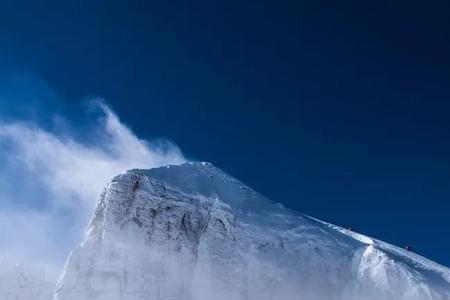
52 162 450 300
0 100 185 278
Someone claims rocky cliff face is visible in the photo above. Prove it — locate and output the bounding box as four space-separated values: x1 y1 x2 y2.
53 162 450 300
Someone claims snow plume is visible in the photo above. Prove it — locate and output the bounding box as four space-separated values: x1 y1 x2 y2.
0 100 185 279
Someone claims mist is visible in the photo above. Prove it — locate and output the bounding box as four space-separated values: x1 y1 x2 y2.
0 99 185 279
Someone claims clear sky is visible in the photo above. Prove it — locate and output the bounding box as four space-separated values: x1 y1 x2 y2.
0 0 449 268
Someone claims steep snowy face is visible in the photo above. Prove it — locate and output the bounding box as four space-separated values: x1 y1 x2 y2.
53 162 450 300
0 262 54 300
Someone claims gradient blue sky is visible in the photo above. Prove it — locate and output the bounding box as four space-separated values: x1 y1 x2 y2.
0 0 449 267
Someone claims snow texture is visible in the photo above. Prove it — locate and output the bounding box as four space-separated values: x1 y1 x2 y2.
49 162 450 300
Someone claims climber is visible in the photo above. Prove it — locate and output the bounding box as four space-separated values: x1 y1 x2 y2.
132 180 140 192
404 245 412 252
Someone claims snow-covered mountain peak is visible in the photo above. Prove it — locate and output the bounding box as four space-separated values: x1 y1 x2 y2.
53 162 450 300
137 161 271 209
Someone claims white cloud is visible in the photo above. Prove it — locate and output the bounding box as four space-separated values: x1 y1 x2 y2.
0 100 186 279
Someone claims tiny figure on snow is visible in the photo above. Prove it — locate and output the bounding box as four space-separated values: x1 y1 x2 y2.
132 180 140 192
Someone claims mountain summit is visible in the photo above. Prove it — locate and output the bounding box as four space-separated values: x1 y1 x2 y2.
52 162 450 300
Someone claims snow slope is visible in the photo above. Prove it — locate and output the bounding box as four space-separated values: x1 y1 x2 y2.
53 162 450 300
0 262 54 300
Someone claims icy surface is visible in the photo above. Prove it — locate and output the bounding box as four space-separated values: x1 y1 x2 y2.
0 262 54 300
53 162 450 300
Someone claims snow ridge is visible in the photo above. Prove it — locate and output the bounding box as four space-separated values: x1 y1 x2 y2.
51 162 450 300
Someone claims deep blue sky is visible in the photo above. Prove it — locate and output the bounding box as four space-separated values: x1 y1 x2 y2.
1 1 450 266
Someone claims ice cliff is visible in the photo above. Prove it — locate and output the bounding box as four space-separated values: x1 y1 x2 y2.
52 162 450 300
